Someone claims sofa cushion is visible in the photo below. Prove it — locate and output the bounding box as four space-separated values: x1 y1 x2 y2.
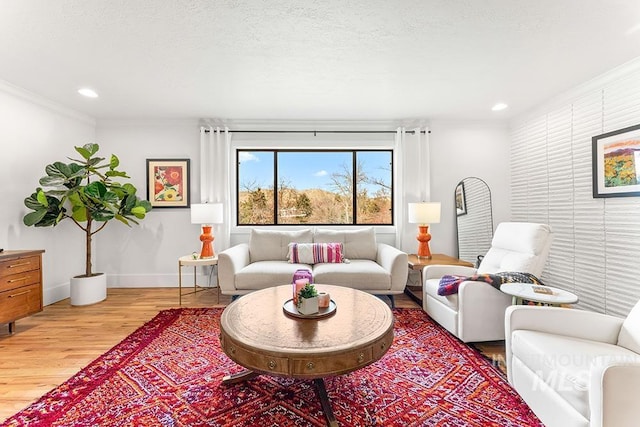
511 329 639 420
249 229 313 262
313 260 390 291
424 278 459 310
236 261 312 290
287 242 344 264
313 228 377 260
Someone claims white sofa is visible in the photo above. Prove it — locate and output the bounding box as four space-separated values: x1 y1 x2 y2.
423 222 552 342
218 228 408 303
505 301 640 427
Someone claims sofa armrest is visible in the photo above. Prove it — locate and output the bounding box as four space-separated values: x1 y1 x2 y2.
590 356 640 427
505 305 624 344
505 305 625 383
218 243 250 294
376 243 408 292
422 265 477 280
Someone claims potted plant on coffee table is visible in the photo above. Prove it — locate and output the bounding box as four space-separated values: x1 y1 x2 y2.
297 283 319 315
23 143 152 306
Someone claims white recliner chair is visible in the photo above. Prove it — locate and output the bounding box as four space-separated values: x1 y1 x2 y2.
505 301 640 427
423 222 552 342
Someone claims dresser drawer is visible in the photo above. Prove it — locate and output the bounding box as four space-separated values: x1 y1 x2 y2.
0 283 42 324
0 255 40 278
0 270 41 293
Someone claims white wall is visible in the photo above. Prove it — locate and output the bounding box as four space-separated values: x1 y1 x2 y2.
510 57 640 317
428 121 511 257
0 81 96 305
2 86 512 303
95 121 202 287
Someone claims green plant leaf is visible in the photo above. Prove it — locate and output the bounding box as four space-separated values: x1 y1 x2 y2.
36 190 48 207
139 200 152 212
24 194 43 210
72 205 87 222
85 181 107 198
39 175 66 187
92 211 115 222
115 214 130 226
45 162 70 178
23 209 47 226
110 154 119 170
86 157 105 168
131 206 147 218
105 170 129 178
122 183 136 195
75 146 91 160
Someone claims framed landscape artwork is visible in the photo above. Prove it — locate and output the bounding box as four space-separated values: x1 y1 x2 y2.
592 124 640 198
146 159 190 208
455 181 467 216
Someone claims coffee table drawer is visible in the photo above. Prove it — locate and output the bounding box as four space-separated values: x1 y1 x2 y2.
292 347 374 377
220 336 289 376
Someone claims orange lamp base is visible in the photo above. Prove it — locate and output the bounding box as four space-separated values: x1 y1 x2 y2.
199 225 215 259
416 225 432 259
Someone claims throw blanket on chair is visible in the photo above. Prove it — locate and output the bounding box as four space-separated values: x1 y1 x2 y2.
438 272 545 296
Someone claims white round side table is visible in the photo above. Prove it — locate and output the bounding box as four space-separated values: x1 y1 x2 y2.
500 283 578 306
178 255 219 305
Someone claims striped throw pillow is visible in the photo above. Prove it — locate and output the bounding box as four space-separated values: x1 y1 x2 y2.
287 242 344 264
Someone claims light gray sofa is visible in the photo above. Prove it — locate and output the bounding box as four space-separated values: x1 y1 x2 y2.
218 228 408 304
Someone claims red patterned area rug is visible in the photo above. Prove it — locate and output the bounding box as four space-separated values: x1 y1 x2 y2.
2 308 541 426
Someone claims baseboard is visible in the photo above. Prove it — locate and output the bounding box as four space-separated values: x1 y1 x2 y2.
107 273 218 288
43 282 70 306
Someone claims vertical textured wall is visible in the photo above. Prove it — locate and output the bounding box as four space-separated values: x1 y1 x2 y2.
510 62 640 317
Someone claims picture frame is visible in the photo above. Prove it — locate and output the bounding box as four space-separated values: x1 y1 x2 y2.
592 124 640 198
146 159 190 208
455 181 467 216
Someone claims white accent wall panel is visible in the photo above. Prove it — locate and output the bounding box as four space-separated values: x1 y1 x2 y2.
511 64 640 317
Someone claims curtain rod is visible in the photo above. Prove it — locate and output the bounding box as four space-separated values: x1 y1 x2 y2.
203 129 430 135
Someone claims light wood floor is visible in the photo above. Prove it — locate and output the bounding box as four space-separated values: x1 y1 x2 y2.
0 287 505 422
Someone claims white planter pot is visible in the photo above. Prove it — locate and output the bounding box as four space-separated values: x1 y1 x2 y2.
70 273 107 306
298 296 319 315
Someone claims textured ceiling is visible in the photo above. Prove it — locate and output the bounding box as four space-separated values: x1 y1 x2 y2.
1 0 640 122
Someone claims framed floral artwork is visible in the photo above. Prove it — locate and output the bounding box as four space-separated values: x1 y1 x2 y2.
592 123 640 198
146 159 190 208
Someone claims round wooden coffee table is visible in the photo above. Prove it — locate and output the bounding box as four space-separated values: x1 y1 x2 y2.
219 285 394 427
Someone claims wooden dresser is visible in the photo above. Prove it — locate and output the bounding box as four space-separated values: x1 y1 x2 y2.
0 250 45 334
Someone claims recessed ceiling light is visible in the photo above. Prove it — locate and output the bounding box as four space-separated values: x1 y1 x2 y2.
492 103 508 111
78 88 99 98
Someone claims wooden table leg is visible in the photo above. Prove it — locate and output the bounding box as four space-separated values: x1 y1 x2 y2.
314 378 338 427
222 369 259 385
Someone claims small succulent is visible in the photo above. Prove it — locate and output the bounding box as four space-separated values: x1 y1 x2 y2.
297 283 318 307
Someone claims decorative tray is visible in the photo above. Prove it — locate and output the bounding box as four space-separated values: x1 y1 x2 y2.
282 299 337 319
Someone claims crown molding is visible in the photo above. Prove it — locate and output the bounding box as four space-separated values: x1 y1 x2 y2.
0 79 95 126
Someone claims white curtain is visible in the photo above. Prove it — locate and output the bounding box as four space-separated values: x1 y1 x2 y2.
395 126 431 253
199 126 232 252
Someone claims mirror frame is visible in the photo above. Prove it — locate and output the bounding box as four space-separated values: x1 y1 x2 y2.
454 177 494 263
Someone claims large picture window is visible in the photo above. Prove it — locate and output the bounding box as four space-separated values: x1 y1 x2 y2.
237 150 393 225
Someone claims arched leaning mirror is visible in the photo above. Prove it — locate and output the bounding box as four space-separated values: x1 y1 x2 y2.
455 177 493 265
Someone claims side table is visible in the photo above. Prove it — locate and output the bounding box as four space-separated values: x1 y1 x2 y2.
178 255 219 305
406 254 474 305
500 283 579 306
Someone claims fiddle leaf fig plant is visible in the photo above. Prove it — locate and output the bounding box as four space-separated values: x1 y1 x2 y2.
23 143 152 278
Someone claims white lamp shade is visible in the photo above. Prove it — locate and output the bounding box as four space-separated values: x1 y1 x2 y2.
408 202 441 224
190 203 223 224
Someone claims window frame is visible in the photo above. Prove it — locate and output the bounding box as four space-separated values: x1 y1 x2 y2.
236 148 394 226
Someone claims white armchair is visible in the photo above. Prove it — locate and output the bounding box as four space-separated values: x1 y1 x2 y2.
423 222 552 342
505 301 640 427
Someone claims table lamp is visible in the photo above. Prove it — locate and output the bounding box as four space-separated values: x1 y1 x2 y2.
190 203 223 258
408 202 441 259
